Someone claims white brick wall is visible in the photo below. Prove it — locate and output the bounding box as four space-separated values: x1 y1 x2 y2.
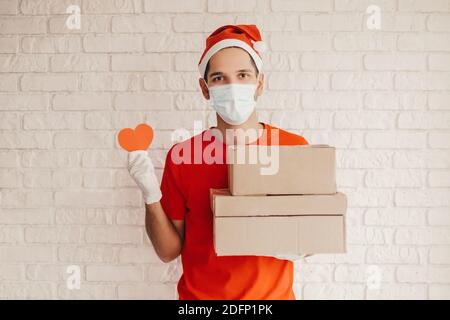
0 0 449 299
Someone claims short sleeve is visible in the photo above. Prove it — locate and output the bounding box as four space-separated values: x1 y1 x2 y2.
160 146 187 220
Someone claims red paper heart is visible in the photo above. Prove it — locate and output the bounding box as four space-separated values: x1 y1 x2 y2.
118 123 154 152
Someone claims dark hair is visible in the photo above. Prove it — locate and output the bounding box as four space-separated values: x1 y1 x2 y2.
203 46 259 82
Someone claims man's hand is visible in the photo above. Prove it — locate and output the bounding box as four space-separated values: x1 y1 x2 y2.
127 150 162 204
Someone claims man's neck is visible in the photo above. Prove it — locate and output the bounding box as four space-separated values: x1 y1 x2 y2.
214 112 264 145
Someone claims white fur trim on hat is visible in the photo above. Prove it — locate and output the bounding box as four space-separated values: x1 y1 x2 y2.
198 38 263 79
253 40 267 53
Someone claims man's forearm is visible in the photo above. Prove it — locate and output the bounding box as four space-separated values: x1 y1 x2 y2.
145 202 183 263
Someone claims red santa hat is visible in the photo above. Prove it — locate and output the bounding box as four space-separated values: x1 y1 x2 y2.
198 24 266 79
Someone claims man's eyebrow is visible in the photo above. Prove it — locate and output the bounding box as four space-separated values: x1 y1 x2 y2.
209 69 254 78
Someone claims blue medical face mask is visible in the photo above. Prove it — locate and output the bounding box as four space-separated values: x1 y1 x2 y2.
206 82 258 125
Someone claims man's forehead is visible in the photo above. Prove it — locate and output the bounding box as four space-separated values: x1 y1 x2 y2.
208 47 255 71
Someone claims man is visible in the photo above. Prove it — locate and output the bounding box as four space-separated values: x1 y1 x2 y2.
127 25 309 299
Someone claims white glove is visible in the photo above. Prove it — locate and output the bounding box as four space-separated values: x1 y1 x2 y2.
127 150 162 204
274 253 313 261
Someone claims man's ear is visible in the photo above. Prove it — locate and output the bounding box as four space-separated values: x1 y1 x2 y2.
256 73 264 98
199 78 210 100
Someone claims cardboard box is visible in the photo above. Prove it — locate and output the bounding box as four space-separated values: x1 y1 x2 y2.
227 144 336 195
210 189 347 257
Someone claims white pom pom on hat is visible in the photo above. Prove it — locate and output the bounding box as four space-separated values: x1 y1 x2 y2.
252 40 267 54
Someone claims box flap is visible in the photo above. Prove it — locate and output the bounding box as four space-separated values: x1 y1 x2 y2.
212 190 347 217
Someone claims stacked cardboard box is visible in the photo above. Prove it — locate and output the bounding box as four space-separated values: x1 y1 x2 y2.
210 144 347 258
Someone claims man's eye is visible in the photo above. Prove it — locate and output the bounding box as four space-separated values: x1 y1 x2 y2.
212 77 222 82
239 73 249 78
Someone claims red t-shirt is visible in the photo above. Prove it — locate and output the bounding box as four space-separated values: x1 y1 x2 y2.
159 122 309 299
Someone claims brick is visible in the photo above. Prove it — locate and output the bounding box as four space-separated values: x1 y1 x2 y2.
269 72 329 90
0 168 22 188
49 15 108 34
112 54 170 71
50 54 109 72
144 33 203 52
332 72 393 90
23 112 82 130
22 36 81 53
33 169 82 190
429 285 450 299
302 53 361 70
365 208 426 226
81 73 140 91
55 189 141 207
119 246 160 263
0 264 24 281
398 34 450 51
337 150 392 169
1 189 53 207
334 265 395 283
53 93 111 111
144 0 204 13
335 0 396 11
0 17 46 34
20 0 81 14
395 189 450 207
0 0 18 14
364 53 426 70
58 284 116 299
86 265 144 282
208 0 257 12
53 132 113 149
25 227 83 244
0 112 19 129
365 169 424 187
428 207 450 225
0 245 53 262
58 245 119 263
173 14 232 32
114 93 173 110
365 131 426 149
366 284 427 299
56 208 115 225
429 132 450 148
0 55 47 72
0 226 23 243
0 283 54 299
82 0 141 13
399 0 450 12
334 111 395 129
0 132 51 149
112 15 170 33
367 246 419 264
271 34 332 51
334 33 395 51
300 13 362 31
303 284 365 299
428 14 450 31
0 36 19 53
0 93 48 110
84 35 143 53
118 284 176 299
396 227 450 245
271 0 332 12
21 74 78 91
394 150 450 168
429 54 450 70
22 150 80 168
84 226 142 244
395 72 450 90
